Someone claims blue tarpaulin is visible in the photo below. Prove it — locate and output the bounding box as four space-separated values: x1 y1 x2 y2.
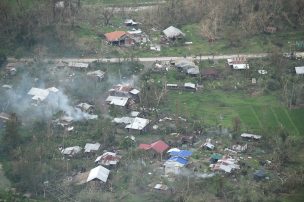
167 156 188 165
169 150 192 158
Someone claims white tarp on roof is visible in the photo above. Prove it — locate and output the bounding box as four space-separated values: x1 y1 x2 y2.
113 117 134 124
106 96 129 107
163 26 185 38
130 111 140 117
241 133 262 140
184 83 196 89
84 143 101 153
125 117 149 130
232 64 249 70
87 165 110 183
130 89 140 95
61 146 82 156
295 66 304 74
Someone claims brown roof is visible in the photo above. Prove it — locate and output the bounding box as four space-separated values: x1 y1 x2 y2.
105 31 127 42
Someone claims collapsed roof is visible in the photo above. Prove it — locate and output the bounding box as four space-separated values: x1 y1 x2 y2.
163 26 185 39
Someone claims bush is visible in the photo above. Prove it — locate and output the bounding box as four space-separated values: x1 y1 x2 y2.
0 53 7 68
266 79 281 91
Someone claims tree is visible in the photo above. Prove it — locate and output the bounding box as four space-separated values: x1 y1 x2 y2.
2 113 21 155
0 52 6 68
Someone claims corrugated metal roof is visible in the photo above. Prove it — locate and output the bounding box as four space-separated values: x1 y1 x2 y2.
105 31 127 42
106 96 129 106
87 165 110 183
125 117 149 130
150 140 169 153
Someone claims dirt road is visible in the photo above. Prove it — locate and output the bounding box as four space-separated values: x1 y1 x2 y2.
7 53 268 64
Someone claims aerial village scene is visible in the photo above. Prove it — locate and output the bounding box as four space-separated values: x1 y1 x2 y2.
0 0 304 201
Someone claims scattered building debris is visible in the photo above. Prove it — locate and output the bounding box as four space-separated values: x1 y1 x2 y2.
258 70 268 75
264 26 277 34
150 44 161 51
95 152 121 166
87 70 105 81
153 183 169 191
84 143 101 153
61 146 82 156
241 133 262 140
202 138 215 150
87 165 110 183
2 84 12 89
210 156 240 173
68 62 89 69
124 19 139 27
76 103 93 112
231 144 247 152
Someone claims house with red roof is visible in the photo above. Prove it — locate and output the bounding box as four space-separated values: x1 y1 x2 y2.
139 140 169 160
104 31 135 46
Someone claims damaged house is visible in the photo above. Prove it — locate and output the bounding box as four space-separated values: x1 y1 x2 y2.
175 59 200 76
106 84 140 106
95 152 121 167
27 87 59 102
105 31 135 46
162 26 185 41
87 70 106 81
227 57 249 70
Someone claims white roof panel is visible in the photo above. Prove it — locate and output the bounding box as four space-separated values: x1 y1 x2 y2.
106 96 129 106
87 165 110 183
125 117 149 130
84 143 100 153
295 66 304 74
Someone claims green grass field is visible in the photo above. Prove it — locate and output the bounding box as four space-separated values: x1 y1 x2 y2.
162 90 303 135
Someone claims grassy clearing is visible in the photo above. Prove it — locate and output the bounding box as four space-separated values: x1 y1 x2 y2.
162 90 303 135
